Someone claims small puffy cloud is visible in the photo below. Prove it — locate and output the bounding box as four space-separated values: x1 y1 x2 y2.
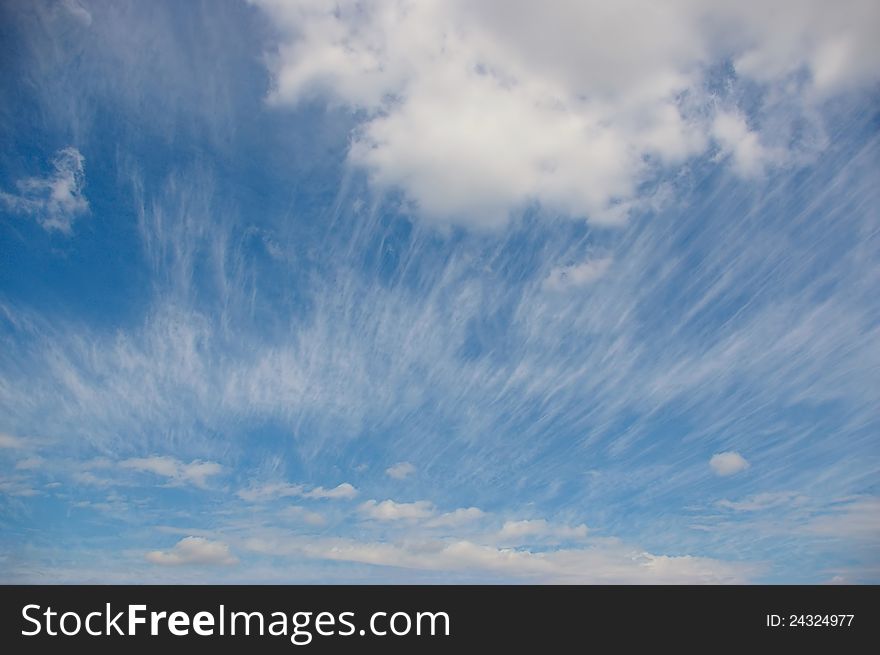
359 499 435 521
709 451 750 477
145 537 238 566
385 462 416 480
237 481 357 502
544 257 612 292
498 519 588 544
120 456 222 489
0 147 89 234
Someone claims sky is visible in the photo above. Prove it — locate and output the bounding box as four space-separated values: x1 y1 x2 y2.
0 0 878 584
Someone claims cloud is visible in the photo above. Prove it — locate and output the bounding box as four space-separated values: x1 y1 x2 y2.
716 491 807 511
254 0 880 228
425 507 486 528
359 499 435 520
0 478 40 497
237 482 304 502
543 257 612 292
711 110 781 177
385 462 416 480
280 505 326 526
498 519 588 544
237 481 357 502
0 433 28 449
303 482 358 500
145 536 238 566
0 147 89 234
805 497 880 541
709 451 750 477
60 0 93 26
245 534 755 583
119 456 222 489
14 457 45 471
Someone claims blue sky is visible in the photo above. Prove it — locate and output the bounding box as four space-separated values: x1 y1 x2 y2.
0 0 878 583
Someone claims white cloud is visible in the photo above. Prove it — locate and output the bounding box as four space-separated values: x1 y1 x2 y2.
711 110 781 177
0 147 89 234
304 482 358 500
120 456 222 489
805 497 880 541
0 433 28 449
709 451 750 476
544 257 612 292
717 490 806 511
237 481 357 502
60 0 93 26
498 519 588 544
245 534 755 583
145 536 238 566
280 505 326 526
237 482 303 502
0 478 40 497
425 507 486 528
385 461 416 480
359 499 435 520
15 457 45 471
254 0 880 229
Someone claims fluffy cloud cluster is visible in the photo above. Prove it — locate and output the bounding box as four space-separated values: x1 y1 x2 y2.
255 0 879 228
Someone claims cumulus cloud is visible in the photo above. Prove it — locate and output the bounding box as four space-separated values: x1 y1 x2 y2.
119 456 222 489
0 147 89 234
709 451 750 477
255 0 880 228
145 536 238 566
385 462 416 480
359 499 434 520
